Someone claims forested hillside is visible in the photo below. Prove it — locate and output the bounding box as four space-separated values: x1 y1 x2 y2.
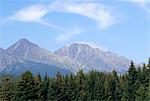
0 59 150 101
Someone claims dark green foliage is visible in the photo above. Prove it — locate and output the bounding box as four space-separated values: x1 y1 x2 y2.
13 71 35 101
107 70 122 101
92 71 105 100
65 74 77 100
41 73 49 101
0 76 14 101
48 72 68 100
135 63 150 100
0 59 150 101
85 71 96 100
75 69 86 100
33 73 42 101
127 61 137 101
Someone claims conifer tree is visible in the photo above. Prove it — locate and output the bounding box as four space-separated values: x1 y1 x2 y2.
104 71 121 101
41 73 49 101
127 61 137 101
121 73 129 101
85 71 96 100
112 70 122 101
33 73 42 101
0 76 14 101
76 69 86 100
147 58 150 100
49 72 67 100
93 71 105 100
63 74 69 99
67 74 77 100
14 71 34 101
104 73 112 100
48 78 55 100
136 63 150 100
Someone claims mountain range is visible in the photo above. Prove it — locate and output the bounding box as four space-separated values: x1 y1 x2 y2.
0 39 131 76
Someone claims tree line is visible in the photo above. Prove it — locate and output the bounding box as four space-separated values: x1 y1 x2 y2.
0 59 150 101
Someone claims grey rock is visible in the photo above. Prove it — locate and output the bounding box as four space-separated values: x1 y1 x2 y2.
55 43 131 73
5 39 84 73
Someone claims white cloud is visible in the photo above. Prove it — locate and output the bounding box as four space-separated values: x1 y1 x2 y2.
11 4 48 22
10 4 64 30
50 1 116 29
6 0 117 30
55 27 82 43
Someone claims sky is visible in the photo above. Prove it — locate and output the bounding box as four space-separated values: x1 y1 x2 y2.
0 0 149 63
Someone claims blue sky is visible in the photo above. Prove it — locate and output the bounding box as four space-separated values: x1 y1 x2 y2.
0 0 149 63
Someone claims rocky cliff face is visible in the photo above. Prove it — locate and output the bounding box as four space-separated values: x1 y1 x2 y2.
55 43 130 72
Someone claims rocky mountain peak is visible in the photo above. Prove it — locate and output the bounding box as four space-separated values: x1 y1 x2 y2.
6 38 38 52
69 42 91 48
17 38 38 47
55 42 130 72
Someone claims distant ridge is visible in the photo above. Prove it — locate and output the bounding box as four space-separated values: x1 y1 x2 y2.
0 38 131 76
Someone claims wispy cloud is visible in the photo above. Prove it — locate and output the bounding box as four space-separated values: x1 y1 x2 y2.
55 27 82 43
49 1 117 29
1 0 119 43
2 0 117 30
9 4 63 30
11 4 48 22
125 0 150 14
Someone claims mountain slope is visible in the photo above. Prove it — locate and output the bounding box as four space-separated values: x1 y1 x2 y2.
5 39 84 73
0 47 4 53
0 51 25 71
55 43 130 72
0 47 71 76
0 60 71 77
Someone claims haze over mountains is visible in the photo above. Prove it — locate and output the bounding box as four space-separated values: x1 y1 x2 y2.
0 39 131 76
